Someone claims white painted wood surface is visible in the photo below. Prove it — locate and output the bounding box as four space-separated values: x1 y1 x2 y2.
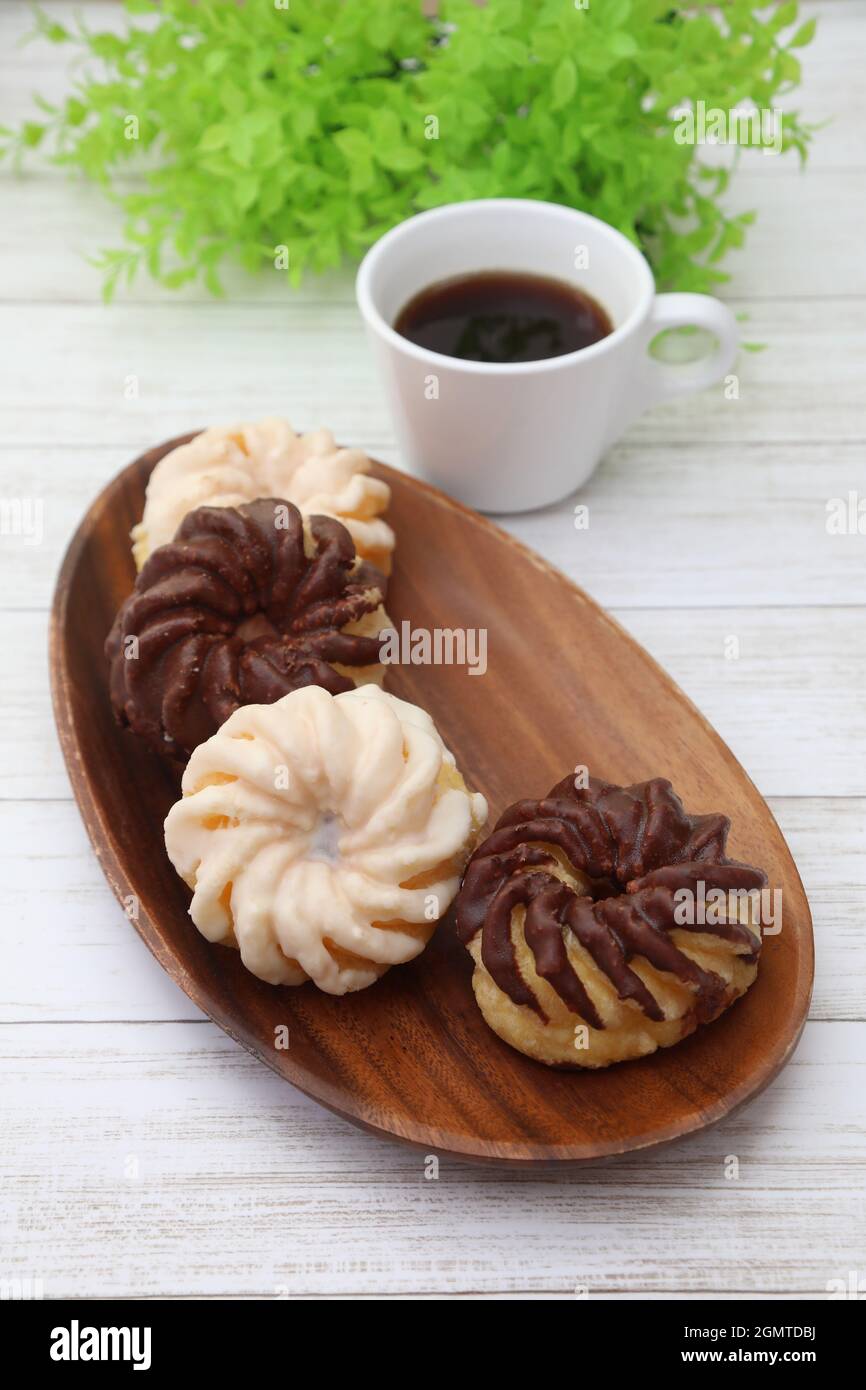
1 1 864 1300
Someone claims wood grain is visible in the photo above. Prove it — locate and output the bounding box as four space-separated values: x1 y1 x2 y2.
1 1019 861 1299
3 299 866 453
50 436 814 1164
7 438 866 616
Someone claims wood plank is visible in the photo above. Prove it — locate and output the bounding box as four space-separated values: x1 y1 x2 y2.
3 438 865 612
3 605 864 798
724 169 866 297
0 797 861 1023
0 180 361 307
1 299 863 452
2 171 865 305
506 444 866 607
1 176 863 310
0 1018 862 1297
619 609 866 800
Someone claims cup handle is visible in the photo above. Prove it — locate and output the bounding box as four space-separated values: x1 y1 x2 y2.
610 293 739 441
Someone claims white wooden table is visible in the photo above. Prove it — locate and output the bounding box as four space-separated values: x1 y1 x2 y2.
1 0 864 1300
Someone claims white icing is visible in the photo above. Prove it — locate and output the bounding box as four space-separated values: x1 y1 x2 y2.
163 686 487 995
132 417 395 569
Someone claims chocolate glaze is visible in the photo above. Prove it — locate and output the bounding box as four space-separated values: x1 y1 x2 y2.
455 775 766 1028
106 499 385 761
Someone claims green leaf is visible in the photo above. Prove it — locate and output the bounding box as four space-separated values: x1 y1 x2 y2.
229 124 254 166
22 121 46 148
349 156 375 192
42 21 69 43
235 175 259 211
160 267 195 288
65 99 87 128
488 36 527 66
770 1 798 34
789 17 817 48
292 105 316 142
777 51 802 83
199 124 230 152
376 144 424 173
333 128 373 163
204 262 225 297
220 82 247 119
366 13 396 49
32 7 70 44
204 51 229 77
609 33 639 59
551 57 577 111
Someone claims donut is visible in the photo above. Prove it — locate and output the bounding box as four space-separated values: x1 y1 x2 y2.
455 774 766 1068
163 685 488 994
107 498 390 762
132 418 395 573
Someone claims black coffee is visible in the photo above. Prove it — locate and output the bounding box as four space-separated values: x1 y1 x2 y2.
393 270 613 364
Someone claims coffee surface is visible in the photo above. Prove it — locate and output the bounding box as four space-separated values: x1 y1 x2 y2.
393 270 613 363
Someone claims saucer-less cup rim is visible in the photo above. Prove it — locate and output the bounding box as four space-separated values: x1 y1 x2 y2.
355 197 739 512
355 198 656 376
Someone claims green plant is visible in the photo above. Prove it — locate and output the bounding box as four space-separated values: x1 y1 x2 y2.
2 0 816 298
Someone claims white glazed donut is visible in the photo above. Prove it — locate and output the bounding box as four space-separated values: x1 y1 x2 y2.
164 685 487 994
133 418 395 573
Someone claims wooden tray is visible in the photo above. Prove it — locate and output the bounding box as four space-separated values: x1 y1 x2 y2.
50 435 813 1164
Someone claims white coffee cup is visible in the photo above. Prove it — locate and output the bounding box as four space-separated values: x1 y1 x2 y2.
356 198 739 513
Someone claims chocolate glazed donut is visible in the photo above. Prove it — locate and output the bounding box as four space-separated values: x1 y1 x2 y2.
455 775 767 1067
106 498 388 761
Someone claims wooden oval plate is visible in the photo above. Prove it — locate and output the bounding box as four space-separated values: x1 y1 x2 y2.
50 435 813 1165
